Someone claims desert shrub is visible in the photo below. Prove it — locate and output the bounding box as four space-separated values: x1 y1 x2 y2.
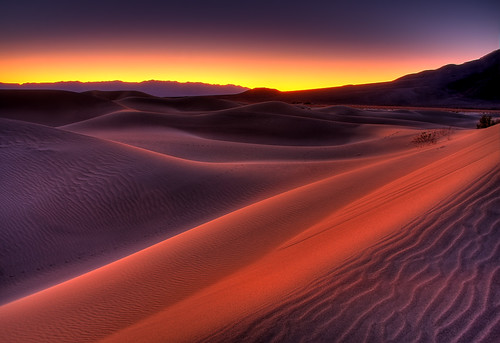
412 128 453 146
476 114 499 129
412 131 438 145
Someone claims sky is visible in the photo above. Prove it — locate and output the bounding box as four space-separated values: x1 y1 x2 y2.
1 0 499 91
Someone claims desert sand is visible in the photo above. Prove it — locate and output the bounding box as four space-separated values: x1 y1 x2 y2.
0 89 499 342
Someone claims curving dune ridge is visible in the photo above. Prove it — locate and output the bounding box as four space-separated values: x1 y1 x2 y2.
203 164 500 343
0 89 498 342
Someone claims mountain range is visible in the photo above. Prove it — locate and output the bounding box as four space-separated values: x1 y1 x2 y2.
0 80 248 97
221 49 500 109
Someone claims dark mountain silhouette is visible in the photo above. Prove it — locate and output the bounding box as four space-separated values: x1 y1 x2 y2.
222 50 500 108
0 80 248 97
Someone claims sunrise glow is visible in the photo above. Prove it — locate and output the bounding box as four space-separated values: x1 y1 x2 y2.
2 0 498 91
0 48 491 91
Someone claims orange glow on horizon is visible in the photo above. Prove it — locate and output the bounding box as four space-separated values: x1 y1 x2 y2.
0 48 482 91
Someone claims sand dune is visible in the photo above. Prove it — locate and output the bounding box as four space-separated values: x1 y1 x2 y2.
204 164 500 343
61 100 477 164
117 95 241 112
0 91 498 342
316 105 479 128
0 90 122 126
1 117 361 303
100 125 499 343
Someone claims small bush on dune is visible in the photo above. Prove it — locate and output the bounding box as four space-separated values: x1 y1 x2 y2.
412 131 438 145
412 127 453 146
476 114 499 129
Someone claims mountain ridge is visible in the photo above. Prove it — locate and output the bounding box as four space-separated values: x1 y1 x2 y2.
221 49 500 108
0 80 248 97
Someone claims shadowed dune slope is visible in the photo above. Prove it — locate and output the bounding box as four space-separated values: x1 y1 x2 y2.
117 96 242 112
64 101 476 151
48 97 482 166
0 90 241 128
0 121 497 342
63 101 369 146
82 90 155 100
316 105 479 128
0 118 364 303
59 100 479 166
64 123 417 163
0 90 123 126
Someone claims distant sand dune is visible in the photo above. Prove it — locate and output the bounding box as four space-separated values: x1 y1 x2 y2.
64 101 368 146
116 95 241 112
0 90 122 126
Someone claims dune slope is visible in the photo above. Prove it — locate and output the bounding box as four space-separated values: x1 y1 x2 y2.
1 117 360 303
0 90 122 126
0 102 497 343
102 125 499 343
205 163 500 343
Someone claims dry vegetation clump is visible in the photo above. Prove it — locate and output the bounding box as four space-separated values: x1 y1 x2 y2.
476 114 500 129
412 128 453 146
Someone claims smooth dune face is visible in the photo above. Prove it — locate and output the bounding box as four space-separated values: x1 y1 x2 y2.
0 90 498 342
